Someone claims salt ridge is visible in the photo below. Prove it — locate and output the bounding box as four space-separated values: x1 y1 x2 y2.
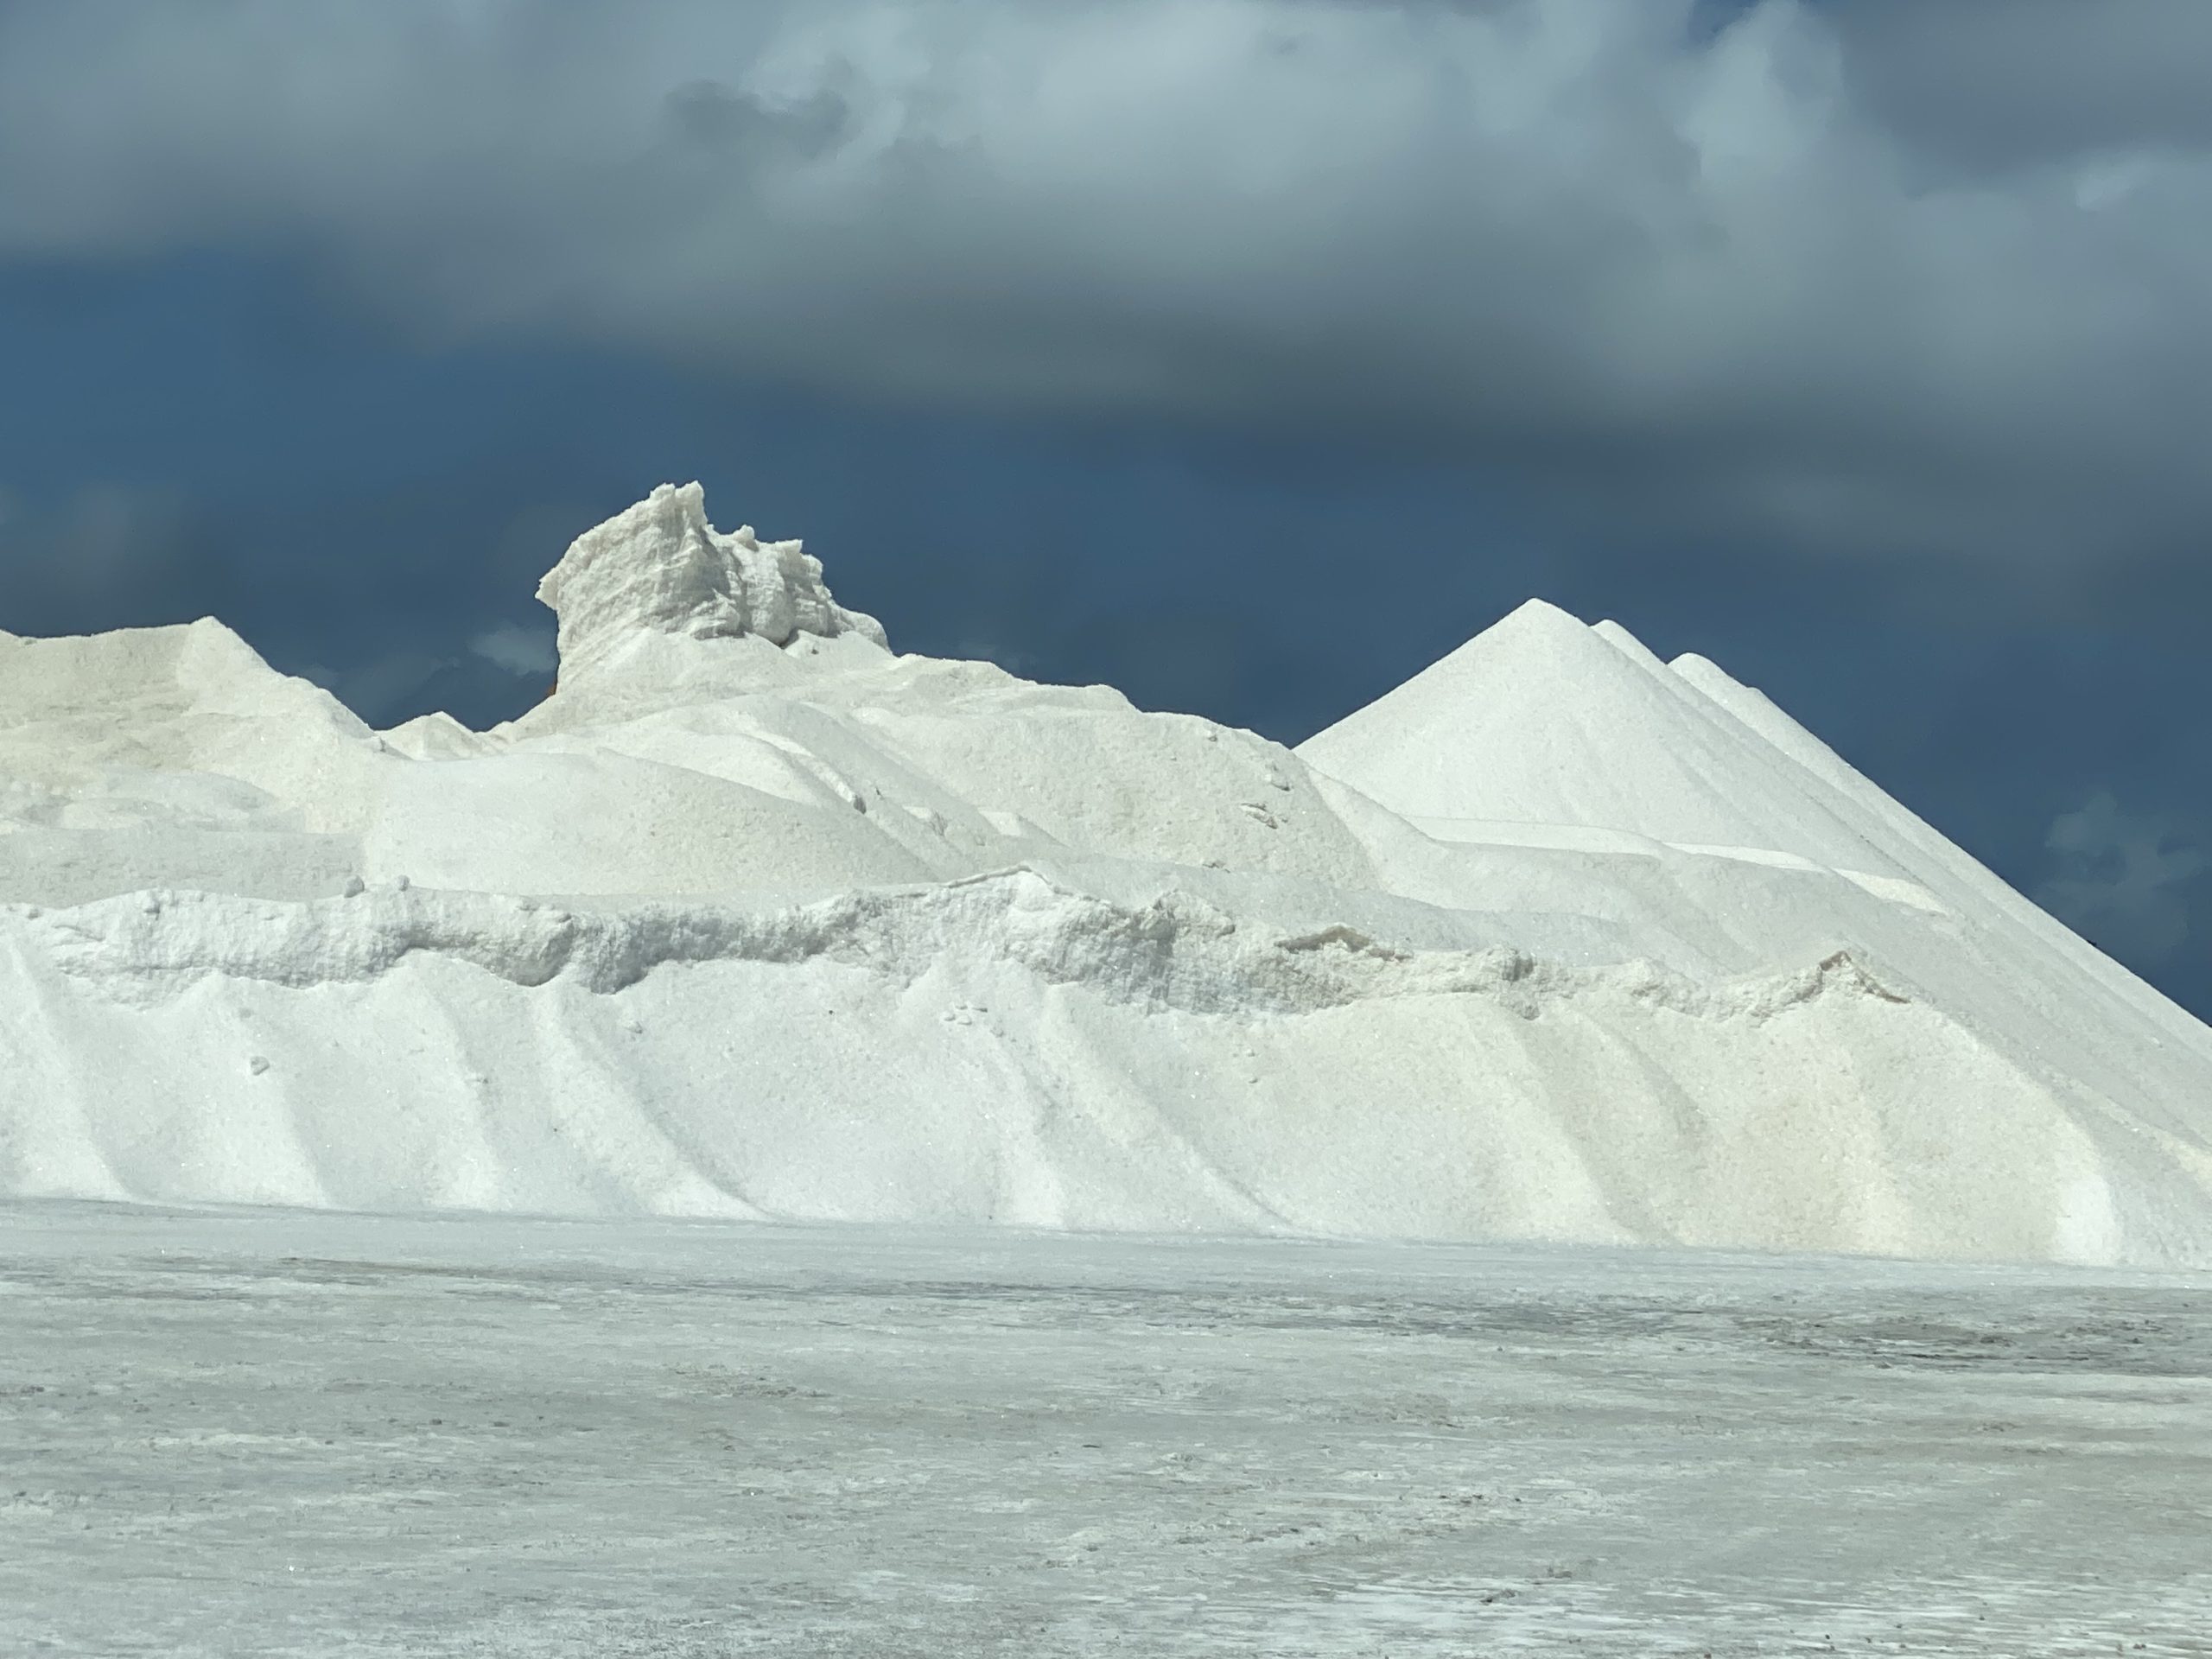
13 870 1908 1019
3 484 2209 1266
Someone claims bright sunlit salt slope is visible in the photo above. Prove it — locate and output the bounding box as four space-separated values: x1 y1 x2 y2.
3 481 2209 1267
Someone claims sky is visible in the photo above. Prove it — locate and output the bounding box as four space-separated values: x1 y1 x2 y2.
2 0 2209 1016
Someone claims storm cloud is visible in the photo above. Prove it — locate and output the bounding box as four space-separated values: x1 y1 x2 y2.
3 0 2210 572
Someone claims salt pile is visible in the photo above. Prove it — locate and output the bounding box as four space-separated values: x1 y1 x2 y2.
4 482 2209 1266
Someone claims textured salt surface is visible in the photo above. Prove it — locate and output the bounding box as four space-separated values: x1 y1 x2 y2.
3 480 2210 1264
3 1205 2208 1657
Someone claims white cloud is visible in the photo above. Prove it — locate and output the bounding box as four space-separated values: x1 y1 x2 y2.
468 620 558 677
3 1 2211 565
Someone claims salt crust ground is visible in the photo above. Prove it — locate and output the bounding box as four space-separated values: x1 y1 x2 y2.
2 1202 2208 1657
3 481 2211 1265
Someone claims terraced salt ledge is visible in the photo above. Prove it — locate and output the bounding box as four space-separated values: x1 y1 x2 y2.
1405 817 1951 913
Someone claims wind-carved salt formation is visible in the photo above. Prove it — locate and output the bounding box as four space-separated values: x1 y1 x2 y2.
540 480 887 677
3 484 2210 1267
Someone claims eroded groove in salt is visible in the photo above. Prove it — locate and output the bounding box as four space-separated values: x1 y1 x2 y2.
2 483 2208 1267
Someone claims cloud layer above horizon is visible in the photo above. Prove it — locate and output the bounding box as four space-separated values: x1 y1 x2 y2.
4 0 2211 574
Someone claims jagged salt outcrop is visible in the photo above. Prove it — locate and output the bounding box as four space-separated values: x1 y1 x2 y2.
537 480 887 682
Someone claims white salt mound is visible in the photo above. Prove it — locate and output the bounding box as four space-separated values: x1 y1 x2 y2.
4 485 2209 1267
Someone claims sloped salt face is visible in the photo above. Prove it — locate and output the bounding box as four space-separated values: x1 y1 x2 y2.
1 484 2210 1267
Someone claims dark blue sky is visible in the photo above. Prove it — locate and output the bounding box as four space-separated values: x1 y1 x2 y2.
2 0 2208 1017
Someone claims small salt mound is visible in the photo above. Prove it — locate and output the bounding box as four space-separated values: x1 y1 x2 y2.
0 620 388 912
0 618 372 808
379 712 501 761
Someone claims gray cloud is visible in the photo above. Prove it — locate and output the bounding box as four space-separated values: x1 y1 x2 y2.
2036 789 2206 966
1830 0 2212 172
2 1 2209 570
